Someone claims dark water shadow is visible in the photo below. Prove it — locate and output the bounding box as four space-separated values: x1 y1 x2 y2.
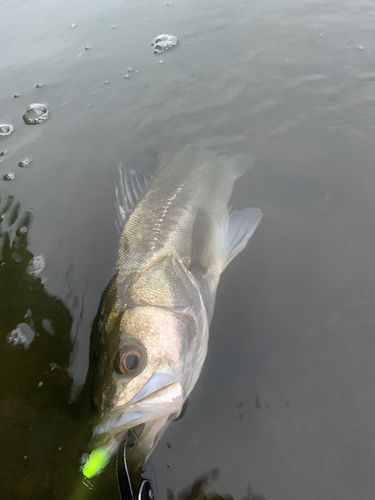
0 194 90 500
167 469 266 500
83 464 266 500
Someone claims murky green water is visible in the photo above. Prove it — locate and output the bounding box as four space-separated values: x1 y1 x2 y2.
1 0 375 499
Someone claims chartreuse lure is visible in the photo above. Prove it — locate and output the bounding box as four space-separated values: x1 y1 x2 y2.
82 448 112 479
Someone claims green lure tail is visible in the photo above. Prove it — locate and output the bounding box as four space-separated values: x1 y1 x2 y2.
82 448 112 479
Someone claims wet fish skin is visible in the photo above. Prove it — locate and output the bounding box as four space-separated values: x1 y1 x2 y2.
88 145 262 472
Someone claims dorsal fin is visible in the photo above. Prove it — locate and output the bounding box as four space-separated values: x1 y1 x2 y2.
114 153 158 232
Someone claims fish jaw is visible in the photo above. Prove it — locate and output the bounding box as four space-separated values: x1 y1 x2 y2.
87 380 184 476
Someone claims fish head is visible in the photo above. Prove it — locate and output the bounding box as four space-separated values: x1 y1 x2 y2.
89 282 208 474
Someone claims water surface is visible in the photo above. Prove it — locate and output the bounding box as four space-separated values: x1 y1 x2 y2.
1 0 375 499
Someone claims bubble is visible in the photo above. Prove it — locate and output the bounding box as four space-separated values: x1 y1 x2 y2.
42 318 54 335
27 254 46 277
23 103 49 124
85 45 91 50
35 83 44 88
38 381 43 387
124 74 130 79
0 150 7 156
0 124 14 137
88 103 93 108
14 94 21 98
70 24 76 28
2 173 15 181
151 34 178 54
111 25 117 29
128 68 133 72
12 253 22 263
166 2 173 5
6 323 35 349
18 158 32 167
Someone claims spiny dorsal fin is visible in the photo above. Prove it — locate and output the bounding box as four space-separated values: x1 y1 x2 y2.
220 207 263 272
114 158 157 232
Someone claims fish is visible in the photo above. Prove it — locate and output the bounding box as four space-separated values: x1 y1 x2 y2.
84 145 262 480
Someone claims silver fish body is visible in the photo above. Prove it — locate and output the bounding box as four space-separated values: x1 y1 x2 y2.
88 146 262 474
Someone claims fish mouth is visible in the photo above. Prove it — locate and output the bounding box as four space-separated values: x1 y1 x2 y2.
91 375 184 454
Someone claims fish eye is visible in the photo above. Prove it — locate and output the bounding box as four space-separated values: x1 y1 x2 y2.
116 347 141 375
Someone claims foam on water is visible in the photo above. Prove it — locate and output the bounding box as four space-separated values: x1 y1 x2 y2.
23 103 49 124
0 124 14 137
151 34 178 54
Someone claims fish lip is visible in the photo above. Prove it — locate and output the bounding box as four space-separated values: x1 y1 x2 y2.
91 378 183 447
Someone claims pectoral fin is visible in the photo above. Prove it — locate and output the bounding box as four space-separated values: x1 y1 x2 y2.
190 209 217 275
220 207 263 272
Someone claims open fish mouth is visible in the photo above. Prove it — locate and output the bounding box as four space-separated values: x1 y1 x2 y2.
83 378 183 478
91 380 184 449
